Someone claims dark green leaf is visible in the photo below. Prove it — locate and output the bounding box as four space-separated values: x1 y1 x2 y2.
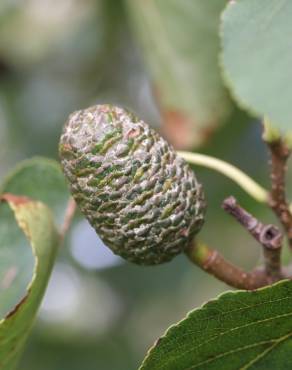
140 280 292 370
221 0 292 132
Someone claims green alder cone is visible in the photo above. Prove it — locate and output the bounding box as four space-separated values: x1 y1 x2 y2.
59 105 206 265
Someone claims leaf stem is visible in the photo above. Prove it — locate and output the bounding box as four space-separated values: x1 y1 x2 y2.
177 151 269 204
186 240 272 290
60 197 77 242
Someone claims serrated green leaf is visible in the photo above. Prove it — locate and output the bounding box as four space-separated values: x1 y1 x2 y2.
0 194 59 370
0 157 69 225
126 0 231 148
221 0 292 133
140 280 292 370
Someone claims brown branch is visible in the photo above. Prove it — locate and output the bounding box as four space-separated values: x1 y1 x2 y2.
186 241 276 290
60 197 77 241
222 196 283 280
266 138 292 248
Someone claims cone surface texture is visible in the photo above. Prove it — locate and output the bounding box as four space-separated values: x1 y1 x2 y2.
59 105 206 264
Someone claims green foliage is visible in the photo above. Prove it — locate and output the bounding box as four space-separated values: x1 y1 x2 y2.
126 0 231 147
0 203 33 319
0 158 69 369
0 196 59 370
0 1 292 369
141 280 292 370
1 157 69 225
221 0 292 133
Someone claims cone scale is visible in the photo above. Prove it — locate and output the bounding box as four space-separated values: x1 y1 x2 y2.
59 105 205 265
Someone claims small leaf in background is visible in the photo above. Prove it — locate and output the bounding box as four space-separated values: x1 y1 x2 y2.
0 199 33 318
0 157 70 225
221 0 292 133
126 0 231 149
0 194 59 370
0 157 68 369
140 280 292 370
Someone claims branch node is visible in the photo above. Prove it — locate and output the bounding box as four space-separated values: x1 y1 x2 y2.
222 196 283 279
259 224 282 250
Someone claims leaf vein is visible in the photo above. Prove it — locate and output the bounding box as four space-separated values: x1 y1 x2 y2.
154 310 292 369
240 331 292 370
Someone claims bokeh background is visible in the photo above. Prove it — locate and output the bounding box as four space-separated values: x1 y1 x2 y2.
0 1 290 369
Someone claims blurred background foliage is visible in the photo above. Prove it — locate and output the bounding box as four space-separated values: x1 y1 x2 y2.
0 1 291 369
